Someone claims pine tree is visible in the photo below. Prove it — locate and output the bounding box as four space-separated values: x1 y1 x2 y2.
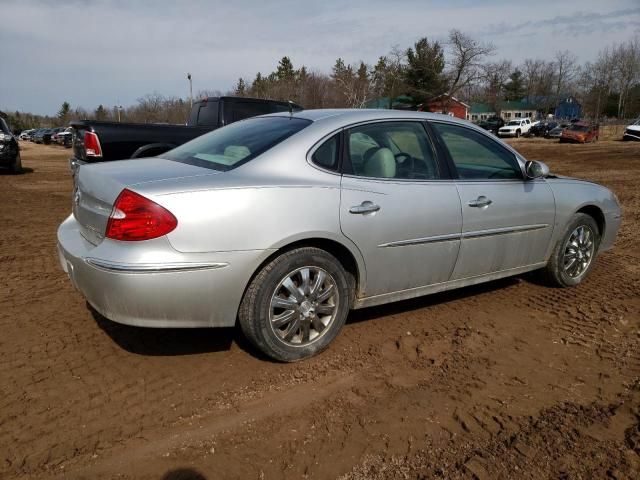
504 69 525 101
234 78 247 96
404 38 446 105
95 104 107 120
57 101 71 125
276 56 295 81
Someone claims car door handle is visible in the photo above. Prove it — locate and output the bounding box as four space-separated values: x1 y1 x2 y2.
349 201 381 214
468 196 492 208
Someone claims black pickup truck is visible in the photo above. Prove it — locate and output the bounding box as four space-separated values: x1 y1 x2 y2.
70 96 302 172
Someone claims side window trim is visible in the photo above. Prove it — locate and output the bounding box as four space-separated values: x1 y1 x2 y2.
428 120 525 181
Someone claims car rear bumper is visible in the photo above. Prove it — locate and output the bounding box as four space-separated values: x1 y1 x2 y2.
57 214 271 328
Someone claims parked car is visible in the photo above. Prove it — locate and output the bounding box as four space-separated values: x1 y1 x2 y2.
56 127 73 146
546 123 570 139
0 117 21 173
33 129 47 143
57 109 622 361
28 129 42 141
623 117 640 141
560 122 599 143
69 96 303 174
529 121 558 137
19 129 35 140
477 116 504 134
497 118 532 137
50 127 66 144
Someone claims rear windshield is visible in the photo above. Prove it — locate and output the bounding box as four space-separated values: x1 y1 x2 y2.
163 117 311 171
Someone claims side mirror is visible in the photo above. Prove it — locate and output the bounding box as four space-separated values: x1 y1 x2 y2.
525 160 549 179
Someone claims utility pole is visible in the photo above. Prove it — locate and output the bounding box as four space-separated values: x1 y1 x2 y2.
187 73 193 108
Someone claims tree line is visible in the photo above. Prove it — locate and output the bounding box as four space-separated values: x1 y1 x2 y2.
2 30 639 131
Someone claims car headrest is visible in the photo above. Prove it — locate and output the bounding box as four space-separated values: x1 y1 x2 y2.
363 147 396 178
223 145 250 160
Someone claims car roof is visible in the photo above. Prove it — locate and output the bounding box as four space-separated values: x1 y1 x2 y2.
261 108 472 127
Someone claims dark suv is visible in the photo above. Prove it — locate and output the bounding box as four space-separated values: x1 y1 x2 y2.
0 117 21 173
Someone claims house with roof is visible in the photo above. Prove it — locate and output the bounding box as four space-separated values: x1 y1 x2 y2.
553 96 582 119
424 94 470 120
499 100 537 120
467 103 497 122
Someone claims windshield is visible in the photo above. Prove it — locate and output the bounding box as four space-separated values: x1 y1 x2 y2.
164 116 311 171
507 121 520 126
633 118 640 126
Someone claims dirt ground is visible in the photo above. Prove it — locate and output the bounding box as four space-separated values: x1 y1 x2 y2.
1 137 639 480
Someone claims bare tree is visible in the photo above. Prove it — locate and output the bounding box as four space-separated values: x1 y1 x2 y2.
553 50 579 98
332 59 375 108
614 37 640 118
445 29 495 108
372 46 407 108
481 60 512 111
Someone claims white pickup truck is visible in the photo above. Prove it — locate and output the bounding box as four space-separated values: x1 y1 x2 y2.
498 118 531 138
623 117 640 141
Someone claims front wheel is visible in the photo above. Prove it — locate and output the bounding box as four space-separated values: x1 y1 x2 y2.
11 153 22 174
238 247 352 362
515 129 521 138
540 213 600 287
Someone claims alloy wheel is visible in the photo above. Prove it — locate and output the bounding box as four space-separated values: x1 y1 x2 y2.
269 266 339 347
563 225 595 278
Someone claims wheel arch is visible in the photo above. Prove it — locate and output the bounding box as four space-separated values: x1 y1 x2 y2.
576 204 605 237
238 235 367 319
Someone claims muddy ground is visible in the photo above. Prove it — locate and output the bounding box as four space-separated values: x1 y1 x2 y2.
1 137 639 480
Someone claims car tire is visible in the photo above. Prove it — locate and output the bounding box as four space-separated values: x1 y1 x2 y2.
515 129 520 138
11 153 22 174
539 213 600 288
238 247 353 362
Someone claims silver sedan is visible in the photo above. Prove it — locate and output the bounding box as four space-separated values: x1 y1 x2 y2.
57 109 622 361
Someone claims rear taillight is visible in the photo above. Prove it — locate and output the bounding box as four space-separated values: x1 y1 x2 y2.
106 189 177 241
84 131 102 157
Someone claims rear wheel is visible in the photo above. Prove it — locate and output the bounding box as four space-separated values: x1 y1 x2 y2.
238 247 352 362
540 213 600 287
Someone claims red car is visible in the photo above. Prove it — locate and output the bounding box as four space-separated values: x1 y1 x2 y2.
560 122 599 143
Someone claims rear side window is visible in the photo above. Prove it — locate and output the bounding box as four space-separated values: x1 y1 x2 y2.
432 122 521 180
164 117 311 171
311 134 339 170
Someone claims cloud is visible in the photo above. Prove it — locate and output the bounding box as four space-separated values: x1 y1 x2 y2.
0 0 638 114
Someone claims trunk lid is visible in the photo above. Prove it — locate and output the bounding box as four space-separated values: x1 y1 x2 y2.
73 158 216 245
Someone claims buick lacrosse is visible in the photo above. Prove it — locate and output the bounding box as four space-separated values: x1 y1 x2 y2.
57 109 621 361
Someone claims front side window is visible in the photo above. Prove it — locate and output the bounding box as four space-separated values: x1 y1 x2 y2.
432 122 522 180
164 117 311 171
346 122 439 180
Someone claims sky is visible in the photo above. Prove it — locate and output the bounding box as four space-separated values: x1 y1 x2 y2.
1 0 639 115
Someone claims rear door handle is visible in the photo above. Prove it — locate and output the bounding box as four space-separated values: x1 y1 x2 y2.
349 201 381 215
468 196 492 208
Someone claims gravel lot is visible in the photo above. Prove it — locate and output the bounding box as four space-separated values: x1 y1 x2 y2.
1 138 639 479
